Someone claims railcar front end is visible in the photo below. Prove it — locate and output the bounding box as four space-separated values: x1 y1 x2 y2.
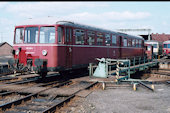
9 25 59 77
163 40 170 57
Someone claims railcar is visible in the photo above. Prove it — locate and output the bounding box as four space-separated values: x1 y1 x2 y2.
163 40 170 58
144 40 163 58
8 21 145 77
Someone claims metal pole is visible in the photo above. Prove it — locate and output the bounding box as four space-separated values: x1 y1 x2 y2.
128 60 130 78
116 61 120 79
89 63 92 78
148 30 151 41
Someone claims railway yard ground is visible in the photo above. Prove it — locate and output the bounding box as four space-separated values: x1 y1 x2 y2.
0 56 169 113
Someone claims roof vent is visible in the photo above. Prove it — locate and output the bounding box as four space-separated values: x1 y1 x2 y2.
56 21 74 24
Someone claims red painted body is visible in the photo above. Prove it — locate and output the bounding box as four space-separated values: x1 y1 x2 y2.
163 40 170 56
12 22 145 72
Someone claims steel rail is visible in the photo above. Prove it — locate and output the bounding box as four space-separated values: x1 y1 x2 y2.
0 80 71 111
138 81 154 92
0 80 62 97
42 81 98 113
151 72 170 76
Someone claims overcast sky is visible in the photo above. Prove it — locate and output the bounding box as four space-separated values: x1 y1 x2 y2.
0 2 170 45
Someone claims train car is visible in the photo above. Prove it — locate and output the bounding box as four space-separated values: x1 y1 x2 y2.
163 40 170 58
144 40 163 58
8 21 145 77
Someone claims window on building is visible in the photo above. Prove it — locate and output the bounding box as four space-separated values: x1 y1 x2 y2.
75 29 85 44
15 28 24 44
57 27 63 43
87 31 95 45
39 27 55 43
97 32 104 45
123 38 127 47
105 34 111 45
112 35 117 46
24 27 39 43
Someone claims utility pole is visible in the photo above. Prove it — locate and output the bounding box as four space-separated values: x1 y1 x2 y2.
117 29 152 40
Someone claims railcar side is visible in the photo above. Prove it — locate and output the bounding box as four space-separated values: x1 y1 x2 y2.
9 21 145 77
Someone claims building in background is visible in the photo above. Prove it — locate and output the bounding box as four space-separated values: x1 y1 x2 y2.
0 42 13 56
140 33 170 42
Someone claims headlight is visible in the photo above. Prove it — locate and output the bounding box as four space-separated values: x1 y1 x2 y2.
15 50 19 55
42 50 47 56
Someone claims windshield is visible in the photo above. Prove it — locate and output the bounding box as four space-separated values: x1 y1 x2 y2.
168 44 170 48
24 27 39 43
152 44 157 48
164 44 167 48
39 27 55 43
164 44 170 48
15 28 24 44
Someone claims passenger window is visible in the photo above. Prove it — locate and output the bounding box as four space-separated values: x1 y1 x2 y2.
75 29 85 45
87 31 95 45
153 44 157 48
128 38 132 47
105 34 111 45
168 44 170 48
58 27 63 43
24 27 39 43
123 38 127 47
97 32 104 45
136 39 139 47
132 39 135 47
112 35 117 46
39 27 55 43
147 45 151 51
139 40 142 47
15 28 24 44
164 44 167 48
65 28 72 43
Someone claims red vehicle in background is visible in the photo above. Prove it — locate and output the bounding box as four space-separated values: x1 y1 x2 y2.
8 21 145 78
163 40 170 58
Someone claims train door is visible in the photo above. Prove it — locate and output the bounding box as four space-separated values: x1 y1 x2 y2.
119 36 122 58
65 27 73 68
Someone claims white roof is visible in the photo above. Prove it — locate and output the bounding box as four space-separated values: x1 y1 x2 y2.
163 40 170 44
16 17 144 40
57 21 143 40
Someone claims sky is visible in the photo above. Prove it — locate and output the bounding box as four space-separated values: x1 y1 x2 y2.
0 1 170 45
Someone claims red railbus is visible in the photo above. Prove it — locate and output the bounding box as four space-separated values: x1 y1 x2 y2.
163 40 170 58
9 21 145 77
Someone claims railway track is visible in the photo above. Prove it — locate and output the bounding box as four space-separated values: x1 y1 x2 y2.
0 68 94 113
0 80 97 113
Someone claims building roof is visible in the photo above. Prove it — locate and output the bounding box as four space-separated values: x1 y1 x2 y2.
151 33 170 42
0 42 12 47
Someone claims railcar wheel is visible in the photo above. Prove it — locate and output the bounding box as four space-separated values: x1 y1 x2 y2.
40 72 47 79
